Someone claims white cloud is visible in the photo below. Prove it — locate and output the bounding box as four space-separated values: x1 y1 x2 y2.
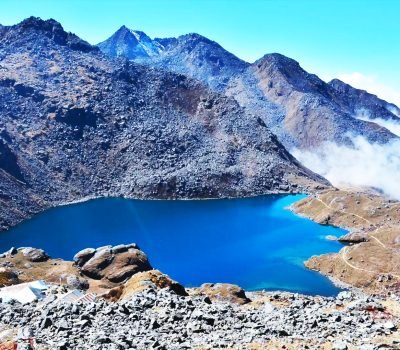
337 72 400 107
356 113 400 137
292 136 400 200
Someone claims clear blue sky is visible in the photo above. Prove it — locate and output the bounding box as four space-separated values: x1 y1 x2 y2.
1 0 399 104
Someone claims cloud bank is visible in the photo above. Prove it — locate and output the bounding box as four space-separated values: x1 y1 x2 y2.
354 109 400 137
292 136 400 200
337 72 400 107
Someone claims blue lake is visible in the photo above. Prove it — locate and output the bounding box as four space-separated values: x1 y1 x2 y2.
0 195 347 296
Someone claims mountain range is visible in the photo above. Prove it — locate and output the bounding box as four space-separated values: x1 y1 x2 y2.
99 26 400 149
0 17 327 230
0 18 399 230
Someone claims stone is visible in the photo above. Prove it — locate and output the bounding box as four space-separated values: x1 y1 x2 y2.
332 341 348 350
338 232 368 244
17 327 33 340
104 248 152 283
383 321 396 330
80 248 114 279
40 317 52 329
21 247 49 262
73 248 96 267
64 274 89 290
194 283 251 305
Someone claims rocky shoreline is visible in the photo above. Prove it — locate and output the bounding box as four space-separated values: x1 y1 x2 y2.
0 244 399 349
292 189 400 295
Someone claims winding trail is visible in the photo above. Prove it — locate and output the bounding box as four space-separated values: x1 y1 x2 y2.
340 246 376 274
316 195 388 249
314 195 399 277
314 196 373 225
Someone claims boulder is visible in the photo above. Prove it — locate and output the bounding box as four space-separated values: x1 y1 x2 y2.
102 270 187 301
332 341 348 350
21 247 49 262
193 283 251 305
104 248 151 283
73 248 96 267
338 232 368 244
80 248 114 279
0 267 19 286
63 274 89 290
76 244 151 282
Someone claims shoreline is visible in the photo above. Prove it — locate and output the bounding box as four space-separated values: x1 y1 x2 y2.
2 192 348 298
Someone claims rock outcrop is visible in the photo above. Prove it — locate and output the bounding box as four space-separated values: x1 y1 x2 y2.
190 283 251 305
21 247 49 262
0 244 152 293
98 26 163 60
75 244 152 282
103 269 188 302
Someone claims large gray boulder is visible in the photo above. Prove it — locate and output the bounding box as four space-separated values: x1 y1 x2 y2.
73 248 96 267
76 244 152 282
21 247 49 262
80 248 114 280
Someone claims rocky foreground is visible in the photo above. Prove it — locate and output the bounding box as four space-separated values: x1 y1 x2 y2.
0 245 399 349
1 286 400 350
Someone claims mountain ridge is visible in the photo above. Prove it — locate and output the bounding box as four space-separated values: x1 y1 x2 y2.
97 25 399 149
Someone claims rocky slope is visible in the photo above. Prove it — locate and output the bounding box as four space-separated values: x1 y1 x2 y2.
150 33 249 92
329 79 400 121
228 54 398 148
98 27 400 149
0 17 326 231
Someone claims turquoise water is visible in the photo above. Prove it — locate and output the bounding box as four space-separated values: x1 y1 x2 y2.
1 195 346 296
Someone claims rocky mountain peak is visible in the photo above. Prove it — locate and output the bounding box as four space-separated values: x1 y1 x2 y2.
19 16 62 32
178 33 215 46
256 53 299 69
253 53 327 94
98 25 162 60
1 16 96 53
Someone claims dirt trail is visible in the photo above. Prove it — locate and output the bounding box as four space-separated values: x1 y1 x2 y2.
315 196 372 225
340 246 376 274
315 195 400 277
